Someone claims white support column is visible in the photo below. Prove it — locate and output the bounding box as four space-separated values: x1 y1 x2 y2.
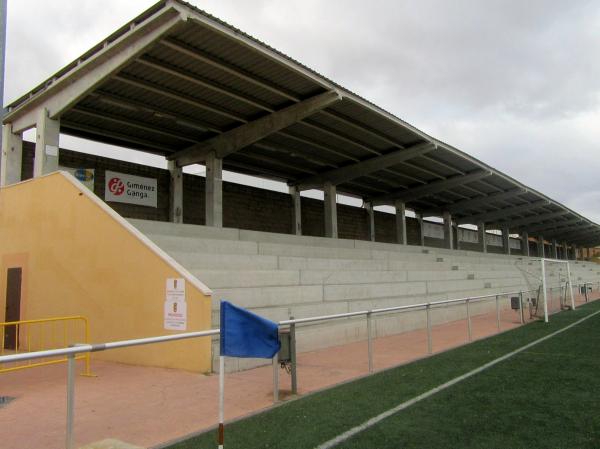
538 235 545 258
394 200 406 245
572 244 578 261
34 108 60 177
205 151 223 227
1 124 23 186
168 160 183 223
365 201 375 242
290 186 302 235
443 211 453 250
502 226 510 255
323 181 338 238
551 239 558 259
521 231 530 257
478 222 487 253
416 213 425 246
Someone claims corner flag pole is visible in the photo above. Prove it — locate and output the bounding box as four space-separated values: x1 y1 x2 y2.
218 355 225 448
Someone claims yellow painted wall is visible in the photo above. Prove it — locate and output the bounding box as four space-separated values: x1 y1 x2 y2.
0 172 213 372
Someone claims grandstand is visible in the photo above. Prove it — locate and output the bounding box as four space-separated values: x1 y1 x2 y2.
1 1 600 447
1 0 600 373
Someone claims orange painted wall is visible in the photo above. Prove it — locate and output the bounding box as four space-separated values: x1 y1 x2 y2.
0 172 213 372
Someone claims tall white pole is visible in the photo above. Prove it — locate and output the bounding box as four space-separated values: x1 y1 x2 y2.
566 262 575 310
218 355 225 449
541 259 549 323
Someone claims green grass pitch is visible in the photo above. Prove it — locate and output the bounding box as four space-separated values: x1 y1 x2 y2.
166 300 600 449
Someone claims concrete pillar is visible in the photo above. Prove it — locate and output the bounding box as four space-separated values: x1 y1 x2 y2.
395 200 406 245
538 236 545 258
323 181 338 238
562 241 568 260
551 239 558 259
205 151 223 227
478 222 487 253
290 186 302 235
34 108 60 177
454 223 461 250
416 213 425 246
502 226 510 255
1 124 23 186
521 232 530 257
572 244 578 261
365 202 375 242
443 212 453 250
168 160 183 224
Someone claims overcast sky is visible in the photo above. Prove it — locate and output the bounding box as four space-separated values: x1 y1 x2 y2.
5 0 600 221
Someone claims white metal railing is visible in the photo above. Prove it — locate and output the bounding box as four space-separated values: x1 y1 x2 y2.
1 282 598 449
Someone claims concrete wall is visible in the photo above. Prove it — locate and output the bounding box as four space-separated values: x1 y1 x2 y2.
0 172 213 372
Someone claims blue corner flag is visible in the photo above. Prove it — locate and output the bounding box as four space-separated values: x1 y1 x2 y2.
220 301 280 358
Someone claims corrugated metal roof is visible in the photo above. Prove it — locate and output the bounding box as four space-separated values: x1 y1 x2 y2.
4 0 600 245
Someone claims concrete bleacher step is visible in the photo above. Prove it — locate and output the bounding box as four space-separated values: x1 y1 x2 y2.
192 269 300 288
170 252 279 270
127 219 600 374
146 234 259 255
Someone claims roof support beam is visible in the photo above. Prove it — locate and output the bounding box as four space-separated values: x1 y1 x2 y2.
292 141 435 191
395 200 407 245
422 188 525 216
525 218 585 235
495 210 569 230
478 222 487 253
550 227 600 242
324 182 338 238
34 108 60 177
5 7 184 133
570 235 600 245
1 124 23 186
370 170 491 207
443 212 453 250
169 90 342 166
457 200 549 225
521 231 529 257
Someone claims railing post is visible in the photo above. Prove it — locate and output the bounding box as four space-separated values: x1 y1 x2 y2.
466 299 472 342
66 352 76 449
366 311 373 374
519 291 524 324
426 304 432 354
495 295 500 331
272 355 279 403
289 318 297 396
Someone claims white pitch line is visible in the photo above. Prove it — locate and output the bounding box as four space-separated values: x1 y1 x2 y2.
315 308 600 449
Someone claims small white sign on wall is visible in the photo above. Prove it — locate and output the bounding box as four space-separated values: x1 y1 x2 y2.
164 278 187 331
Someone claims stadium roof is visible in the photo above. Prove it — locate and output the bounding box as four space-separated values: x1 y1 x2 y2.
5 0 600 245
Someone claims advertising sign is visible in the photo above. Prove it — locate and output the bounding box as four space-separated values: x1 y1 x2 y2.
105 170 157 208
164 278 187 331
60 166 95 192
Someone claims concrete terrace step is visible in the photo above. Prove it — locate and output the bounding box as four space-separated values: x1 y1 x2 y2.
192 269 300 288
146 234 259 255
257 242 373 260
170 252 279 270
130 219 241 240
212 284 323 309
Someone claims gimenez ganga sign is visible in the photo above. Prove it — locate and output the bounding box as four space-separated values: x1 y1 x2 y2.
104 170 158 208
